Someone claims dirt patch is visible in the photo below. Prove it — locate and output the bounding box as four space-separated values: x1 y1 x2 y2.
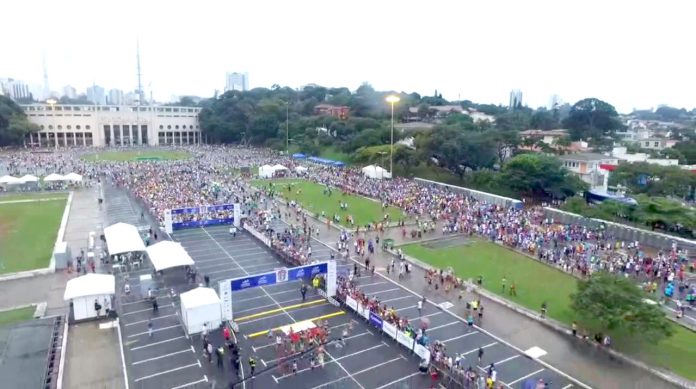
422 236 474 249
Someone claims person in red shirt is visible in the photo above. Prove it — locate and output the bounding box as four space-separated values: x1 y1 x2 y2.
223 326 230 342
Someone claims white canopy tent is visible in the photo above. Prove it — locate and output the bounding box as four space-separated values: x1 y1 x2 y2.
20 174 39 182
180 287 222 335
43 173 66 182
258 164 275 178
64 172 83 182
295 166 308 174
103 222 146 255
0 175 23 184
63 273 115 321
362 165 391 179
272 164 288 171
146 241 195 271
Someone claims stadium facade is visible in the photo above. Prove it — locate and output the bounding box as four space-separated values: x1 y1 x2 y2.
21 103 202 147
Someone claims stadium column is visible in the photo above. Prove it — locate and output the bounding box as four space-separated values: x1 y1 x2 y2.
109 124 115 146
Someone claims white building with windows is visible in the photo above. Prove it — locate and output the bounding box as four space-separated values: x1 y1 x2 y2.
225 72 248 92
21 103 202 147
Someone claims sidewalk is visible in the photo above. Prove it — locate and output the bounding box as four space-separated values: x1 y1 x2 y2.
269 198 684 389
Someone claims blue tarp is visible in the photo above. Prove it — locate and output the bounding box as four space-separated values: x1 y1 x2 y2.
307 156 345 167
292 153 306 159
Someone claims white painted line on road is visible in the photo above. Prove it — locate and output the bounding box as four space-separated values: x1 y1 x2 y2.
381 295 413 304
310 357 401 389
442 331 479 343
130 336 185 351
131 349 192 365
121 305 171 316
233 289 295 303
252 321 355 352
367 287 400 295
277 344 384 381
461 341 498 356
133 363 199 382
171 377 208 389
407 311 441 321
494 354 520 366
120 295 171 306
128 324 180 337
426 321 458 332
359 281 389 288
374 372 420 389
561 384 574 389
508 368 546 385
125 314 176 326
116 319 130 389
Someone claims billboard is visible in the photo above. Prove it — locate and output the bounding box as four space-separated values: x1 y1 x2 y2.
164 203 240 232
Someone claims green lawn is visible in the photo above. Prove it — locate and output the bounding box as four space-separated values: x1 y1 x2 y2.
81 150 191 161
0 198 66 273
403 239 696 380
0 306 35 327
0 192 69 203
252 179 404 227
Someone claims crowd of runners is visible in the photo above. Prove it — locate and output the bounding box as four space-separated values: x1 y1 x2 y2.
1 146 693 315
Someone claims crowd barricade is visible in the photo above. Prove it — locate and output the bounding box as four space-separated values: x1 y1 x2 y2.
342 295 431 364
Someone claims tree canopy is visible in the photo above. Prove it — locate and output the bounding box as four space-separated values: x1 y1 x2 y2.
497 153 587 199
562 98 623 141
570 272 673 343
0 95 39 146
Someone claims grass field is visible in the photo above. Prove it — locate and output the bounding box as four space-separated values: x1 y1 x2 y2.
252 179 404 227
0 192 69 203
0 197 66 273
402 239 696 380
81 150 191 161
0 306 35 327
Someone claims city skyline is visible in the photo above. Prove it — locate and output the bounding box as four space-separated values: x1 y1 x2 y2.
1 0 694 113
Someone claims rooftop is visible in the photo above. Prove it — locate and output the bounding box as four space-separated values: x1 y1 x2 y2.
558 152 614 162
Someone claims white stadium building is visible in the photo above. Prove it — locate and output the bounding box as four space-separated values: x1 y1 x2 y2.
21 103 203 147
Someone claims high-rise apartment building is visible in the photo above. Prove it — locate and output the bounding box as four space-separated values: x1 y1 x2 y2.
86 85 106 105
108 89 125 105
225 72 249 92
509 89 523 109
62 85 77 99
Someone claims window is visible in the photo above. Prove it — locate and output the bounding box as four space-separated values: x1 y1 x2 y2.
86 125 90 129
654 141 659 147
67 125 72 130
159 125 164 129
189 125 193 129
167 125 171 129
76 125 81 130
48 125 54 130
40 125 45 130
57 125 62 130
175 125 179 129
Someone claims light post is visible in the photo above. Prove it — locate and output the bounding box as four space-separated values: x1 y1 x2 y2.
385 95 400 177
285 101 290 154
46 98 57 149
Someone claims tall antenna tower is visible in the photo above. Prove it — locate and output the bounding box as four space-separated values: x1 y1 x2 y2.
136 40 144 105
42 52 49 99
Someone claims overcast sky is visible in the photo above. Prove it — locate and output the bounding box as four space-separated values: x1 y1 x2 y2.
1 0 694 112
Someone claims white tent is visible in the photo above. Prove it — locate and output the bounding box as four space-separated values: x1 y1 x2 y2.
146 241 195 271
63 273 115 321
180 287 222 335
64 172 83 182
0 175 22 184
272 164 288 171
362 165 391 179
44 173 66 182
103 222 146 255
258 164 276 178
20 174 39 182
295 166 308 174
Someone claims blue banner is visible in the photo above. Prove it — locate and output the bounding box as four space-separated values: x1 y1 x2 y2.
287 263 328 281
369 311 383 329
171 203 236 230
230 272 277 291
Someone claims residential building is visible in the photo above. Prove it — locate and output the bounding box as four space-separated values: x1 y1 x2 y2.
224 72 248 92
559 152 619 189
107 89 124 105
509 89 523 109
611 147 679 166
638 138 677 150
314 104 349 119
520 129 568 145
21 103 202 147
62 86 77 99
1 78 31 101
86 85 106 105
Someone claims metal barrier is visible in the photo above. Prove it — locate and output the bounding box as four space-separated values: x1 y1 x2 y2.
414 177 523 209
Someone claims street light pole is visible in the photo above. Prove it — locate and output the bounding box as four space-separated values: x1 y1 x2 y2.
285 101 289 154
385 95 400 178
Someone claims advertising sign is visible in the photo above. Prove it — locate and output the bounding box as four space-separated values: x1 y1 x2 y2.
382 321 397 339
369 311 383 329
169 203 239 230
230 272 277 291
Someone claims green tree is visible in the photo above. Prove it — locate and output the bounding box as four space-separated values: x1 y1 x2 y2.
571 272 674 342
562 98 623 141
497 153 587 199
0 95 39 146
673 140 696 165
530 109 560 130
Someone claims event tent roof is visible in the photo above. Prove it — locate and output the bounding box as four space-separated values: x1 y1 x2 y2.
63 273 115 300
103 222 146 255
20 174 39 182
180 287 220 309
292 153 306 159
272 164 288 171
0 175 22 184
362 164 391 179
64 173 83 182
43 173 65 182
146 241 195 271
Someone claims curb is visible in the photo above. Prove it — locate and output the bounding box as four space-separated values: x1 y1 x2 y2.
394 250 696 389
